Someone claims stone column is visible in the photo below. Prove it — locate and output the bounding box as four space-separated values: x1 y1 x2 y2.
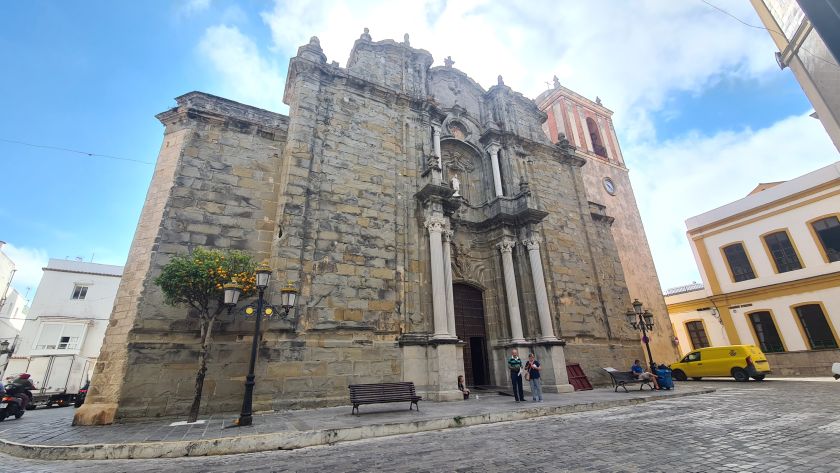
432 125 442 164
427 216 455 340
487 144 504 197
443 230 457 338
497 237 525 343
534 344 575 394
523 238 558 342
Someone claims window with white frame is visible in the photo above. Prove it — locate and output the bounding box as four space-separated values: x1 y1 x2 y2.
71 284 89 300
34 323 85 350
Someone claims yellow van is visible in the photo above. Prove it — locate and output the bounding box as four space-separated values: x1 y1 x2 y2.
670 345 771 382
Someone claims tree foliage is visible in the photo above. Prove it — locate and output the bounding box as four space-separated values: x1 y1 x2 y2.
153 247 258 422
155 247 257 319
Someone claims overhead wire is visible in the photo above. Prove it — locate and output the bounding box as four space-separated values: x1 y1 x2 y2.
0 137 153 165
700 0 840 71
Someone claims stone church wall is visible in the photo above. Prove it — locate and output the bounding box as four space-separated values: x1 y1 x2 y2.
77 33 648 424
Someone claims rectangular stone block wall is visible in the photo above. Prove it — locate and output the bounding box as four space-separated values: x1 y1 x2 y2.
84 127 191 412
564 343 645 386
765 349 840 377
580 158 681 364
112 96 292 420
117 332 405 419
526 146 636 346
275 67 424 339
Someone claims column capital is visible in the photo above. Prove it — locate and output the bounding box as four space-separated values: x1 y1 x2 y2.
522 238 540 251
425 215 447 234
485 143 500 156
442 229 454 242
497 237 516 254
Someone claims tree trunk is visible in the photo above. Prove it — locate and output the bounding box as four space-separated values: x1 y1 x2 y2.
187 316 215 423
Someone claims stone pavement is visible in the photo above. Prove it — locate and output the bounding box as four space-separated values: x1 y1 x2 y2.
0 378 837 472
0 384 712 460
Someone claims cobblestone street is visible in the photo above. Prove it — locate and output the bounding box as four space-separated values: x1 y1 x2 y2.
2 379 838 472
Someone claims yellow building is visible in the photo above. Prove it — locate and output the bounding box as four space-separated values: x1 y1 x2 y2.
665 162 840 376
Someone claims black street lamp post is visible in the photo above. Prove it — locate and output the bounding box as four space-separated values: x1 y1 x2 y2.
224 262 298 427
625 299 656 370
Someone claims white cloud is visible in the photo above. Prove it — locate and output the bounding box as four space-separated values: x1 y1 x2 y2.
2 243 48 296
197 25 286 111
255 0 777 141
177 0 211 18
627 113 840 289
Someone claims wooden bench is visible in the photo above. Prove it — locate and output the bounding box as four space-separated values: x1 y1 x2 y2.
348 382 422 415
603 367 654 392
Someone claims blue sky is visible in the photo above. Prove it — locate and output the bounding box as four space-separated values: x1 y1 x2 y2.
1 0 838 296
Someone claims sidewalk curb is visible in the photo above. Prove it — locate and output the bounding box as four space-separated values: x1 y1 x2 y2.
0 388 715 460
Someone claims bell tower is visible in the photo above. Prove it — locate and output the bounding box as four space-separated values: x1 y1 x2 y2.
536 79 681 364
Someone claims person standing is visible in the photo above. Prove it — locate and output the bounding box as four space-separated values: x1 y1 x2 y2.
507 348 525 402
525 353 543 402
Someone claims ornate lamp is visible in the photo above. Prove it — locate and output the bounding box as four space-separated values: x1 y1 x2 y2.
625 299 656 370
224 280 242 308
255 261 272 290
625 309 637 328
642 310 654 330
280 281 298 316
225 261 299 427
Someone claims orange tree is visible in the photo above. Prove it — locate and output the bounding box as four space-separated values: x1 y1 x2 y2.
154 247 257 422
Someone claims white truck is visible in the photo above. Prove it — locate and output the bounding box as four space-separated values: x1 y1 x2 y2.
5 355 90 408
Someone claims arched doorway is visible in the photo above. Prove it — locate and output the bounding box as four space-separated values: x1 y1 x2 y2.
453 283 490 386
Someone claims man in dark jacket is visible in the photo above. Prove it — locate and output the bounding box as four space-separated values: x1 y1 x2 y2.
9 373 35 408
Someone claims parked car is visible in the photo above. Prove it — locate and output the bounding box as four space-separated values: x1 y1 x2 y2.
74 381 89 408
670 345 770 382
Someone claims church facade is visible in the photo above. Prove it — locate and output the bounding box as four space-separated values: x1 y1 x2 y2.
75 32 645 424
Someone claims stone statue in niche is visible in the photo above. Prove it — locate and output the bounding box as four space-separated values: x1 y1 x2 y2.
443 144 484 204
451 175 461 197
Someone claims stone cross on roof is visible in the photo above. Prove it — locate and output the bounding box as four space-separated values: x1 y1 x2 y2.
444 56 454 68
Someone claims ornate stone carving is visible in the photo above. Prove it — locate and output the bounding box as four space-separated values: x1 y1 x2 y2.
424 215 447 234
497 237 516 253
443 149 475 173
522 238 540 251
447 121 468 140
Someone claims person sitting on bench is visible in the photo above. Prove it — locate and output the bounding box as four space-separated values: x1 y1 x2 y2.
631 360 660 390
457 375 471 399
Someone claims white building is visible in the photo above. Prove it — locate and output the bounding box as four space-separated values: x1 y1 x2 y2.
0 242 24 371
3 259 122 385
666 162 840 376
